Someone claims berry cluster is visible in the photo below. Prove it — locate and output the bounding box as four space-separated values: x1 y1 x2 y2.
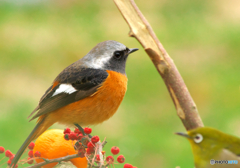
63 127 137 168
106 146 136 168
27 142 41 165
0 147 17 167
1 126 137 168
0 142 41 167
63 127 100 158
4 149 17 168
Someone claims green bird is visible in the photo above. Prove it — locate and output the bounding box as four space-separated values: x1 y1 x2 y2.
176 127 240 168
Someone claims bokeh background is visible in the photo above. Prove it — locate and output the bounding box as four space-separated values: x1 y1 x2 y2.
0 0 240 167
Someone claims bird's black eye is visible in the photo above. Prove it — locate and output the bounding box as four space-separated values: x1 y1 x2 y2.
193 133 203 143
113 51 123 59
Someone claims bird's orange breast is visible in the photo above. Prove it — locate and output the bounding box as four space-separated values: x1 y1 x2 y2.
48 70 128 126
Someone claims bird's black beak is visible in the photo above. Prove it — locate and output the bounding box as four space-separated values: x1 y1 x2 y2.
175 132 191 139
128 48 139 54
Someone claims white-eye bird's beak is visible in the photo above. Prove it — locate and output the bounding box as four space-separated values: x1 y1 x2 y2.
175 132 191 139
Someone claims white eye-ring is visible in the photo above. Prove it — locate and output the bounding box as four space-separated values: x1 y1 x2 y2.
193 133 203 143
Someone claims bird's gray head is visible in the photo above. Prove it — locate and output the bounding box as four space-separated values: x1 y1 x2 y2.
81 40 138 74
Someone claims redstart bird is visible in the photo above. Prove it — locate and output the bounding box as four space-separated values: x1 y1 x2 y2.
10 40 138 167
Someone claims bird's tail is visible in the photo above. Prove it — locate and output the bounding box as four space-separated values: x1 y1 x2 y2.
10 116 54 168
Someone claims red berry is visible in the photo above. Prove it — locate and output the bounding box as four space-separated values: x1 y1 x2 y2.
69 132 78 140
28 142 35 150
64 133 69 140
106 155 114 162
117 155 125 163
111 146 120 155
9 163 18 168
74 128 82 134
10 155 15 161
14 165 18 168
124 164 133 168
91 136 99 143
84 127 92 134
64 128 71 134
28 150 33 158
77 148 85 158
34 151 41 157
96 154 100 161
86 148 90 154
77 133 83 140
0 146 5 153
5 150 13 157
87 142 94 149
7 159 11 165
27 157 34 164
86 148 94 154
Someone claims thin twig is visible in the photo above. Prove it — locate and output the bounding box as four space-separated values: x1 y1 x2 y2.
26 154 79 168
113 0 204 130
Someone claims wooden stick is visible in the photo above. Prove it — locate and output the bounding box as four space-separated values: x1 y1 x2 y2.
113 0 204 130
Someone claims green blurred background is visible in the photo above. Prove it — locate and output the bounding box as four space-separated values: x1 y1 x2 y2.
0 0 240 167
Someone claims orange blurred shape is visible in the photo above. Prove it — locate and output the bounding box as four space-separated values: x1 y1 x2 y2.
33 129 87 168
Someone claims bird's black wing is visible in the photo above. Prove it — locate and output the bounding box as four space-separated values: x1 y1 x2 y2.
28 68 108 121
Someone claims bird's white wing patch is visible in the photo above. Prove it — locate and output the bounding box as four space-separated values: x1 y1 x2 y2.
52 84 77 97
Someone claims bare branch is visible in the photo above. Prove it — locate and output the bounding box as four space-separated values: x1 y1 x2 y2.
26 154 79 168
113 0 204 130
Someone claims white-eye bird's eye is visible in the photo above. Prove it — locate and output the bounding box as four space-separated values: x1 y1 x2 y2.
193 133 203 143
